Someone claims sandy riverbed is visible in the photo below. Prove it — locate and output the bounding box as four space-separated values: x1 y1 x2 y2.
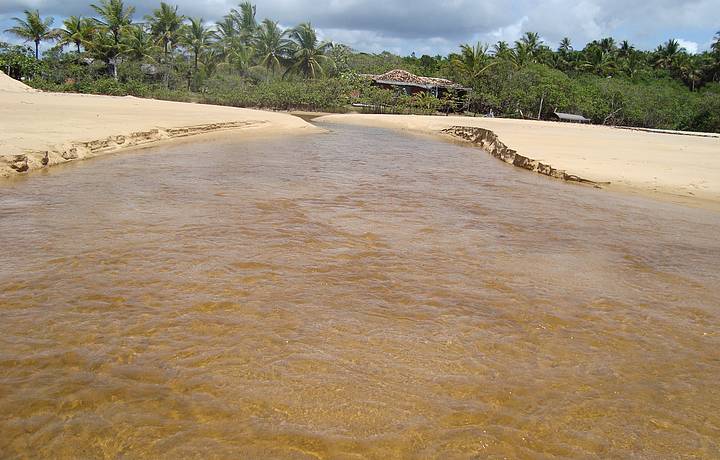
318 114 720 209
0 71 316 177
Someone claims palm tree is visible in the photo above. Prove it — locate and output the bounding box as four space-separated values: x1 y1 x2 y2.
286 23 333 79
555 38 574 71
85 29 121 76
509 42 531 68
214 16 238 48
122 25 159 61
619 51 644 78
91 0 135 46
579 46 617 76
229 1 257 43
618 40 634 58
146 2 185 58
253 19 292 79
181 17 215 72
653 39 684 70
598 37 617 53
225 37 254 75
558 37 572 53
58 16 96 53
492 41 511 59
517 32 542 57
5 10 59 59
200 47 224 78
452 42 494 81
712 31 720 55
711 32 720 82
677 54 704 91
90 0 134 78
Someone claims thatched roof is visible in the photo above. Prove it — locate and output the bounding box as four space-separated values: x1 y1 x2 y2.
366 69 463 89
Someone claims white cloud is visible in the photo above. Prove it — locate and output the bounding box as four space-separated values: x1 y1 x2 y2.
1 0 718 55
677 38 699 54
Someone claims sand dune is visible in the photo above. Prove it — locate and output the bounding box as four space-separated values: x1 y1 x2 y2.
0 71 316 177
0 71 39 93
318 114 720 209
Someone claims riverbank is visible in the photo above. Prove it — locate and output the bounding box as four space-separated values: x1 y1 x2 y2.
0 73 317 178
318 114 720 210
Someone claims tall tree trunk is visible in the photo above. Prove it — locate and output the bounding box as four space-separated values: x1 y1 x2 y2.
109 58 118 80
76 42 81 54
35 40 40 60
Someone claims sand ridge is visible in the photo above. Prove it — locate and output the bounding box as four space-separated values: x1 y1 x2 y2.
318 114 720 209
0 71 317 177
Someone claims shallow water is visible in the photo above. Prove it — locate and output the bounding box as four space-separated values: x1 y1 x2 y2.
1 124 719 458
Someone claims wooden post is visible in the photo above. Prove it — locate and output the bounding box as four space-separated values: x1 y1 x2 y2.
537 94 545 120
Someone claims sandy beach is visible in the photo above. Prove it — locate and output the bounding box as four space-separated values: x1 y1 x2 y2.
318 114 720 209
0 71 316 177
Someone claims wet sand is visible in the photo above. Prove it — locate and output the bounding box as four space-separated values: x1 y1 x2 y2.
1 124 719 458
318 114 720 209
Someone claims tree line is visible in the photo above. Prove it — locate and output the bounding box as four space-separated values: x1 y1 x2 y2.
444 32 720 93
2 1 720 132
4 0 334 85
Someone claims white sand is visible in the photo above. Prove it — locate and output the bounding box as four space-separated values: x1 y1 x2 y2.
318 114 720 208
0 71 316 177
0 72 39 93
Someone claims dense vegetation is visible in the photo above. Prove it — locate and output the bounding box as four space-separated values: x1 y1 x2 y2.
3 1 720 131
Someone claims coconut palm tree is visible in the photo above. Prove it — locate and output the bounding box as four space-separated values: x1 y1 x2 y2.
653 39 684 70
253 19 292 79
558 37 572 53
85 29 121 76
677 54 704 91
181 17 215 72
619 51 644 78
452 42 494 81
214 16 238 48
90 0 135 78
579 46 617 76
91 0 135 46
286 23 333 79
229 1 257 44
58 16 96 53
618 40 634 58
5 10 59 59
200 47 224 78
146 2 185 58
492 41 511 59
122 25 160 61
554 38 575 71
598 37 617 54
225 37 254 75
517 32 542 58
509 42 531 68
712 31 720 55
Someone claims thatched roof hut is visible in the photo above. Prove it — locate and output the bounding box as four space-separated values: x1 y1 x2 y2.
364 69 468 97
368 69 463 89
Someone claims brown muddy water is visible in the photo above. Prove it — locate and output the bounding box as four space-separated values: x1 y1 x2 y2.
1 124 719 459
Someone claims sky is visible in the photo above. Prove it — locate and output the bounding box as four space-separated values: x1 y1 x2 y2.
1 0 719 56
